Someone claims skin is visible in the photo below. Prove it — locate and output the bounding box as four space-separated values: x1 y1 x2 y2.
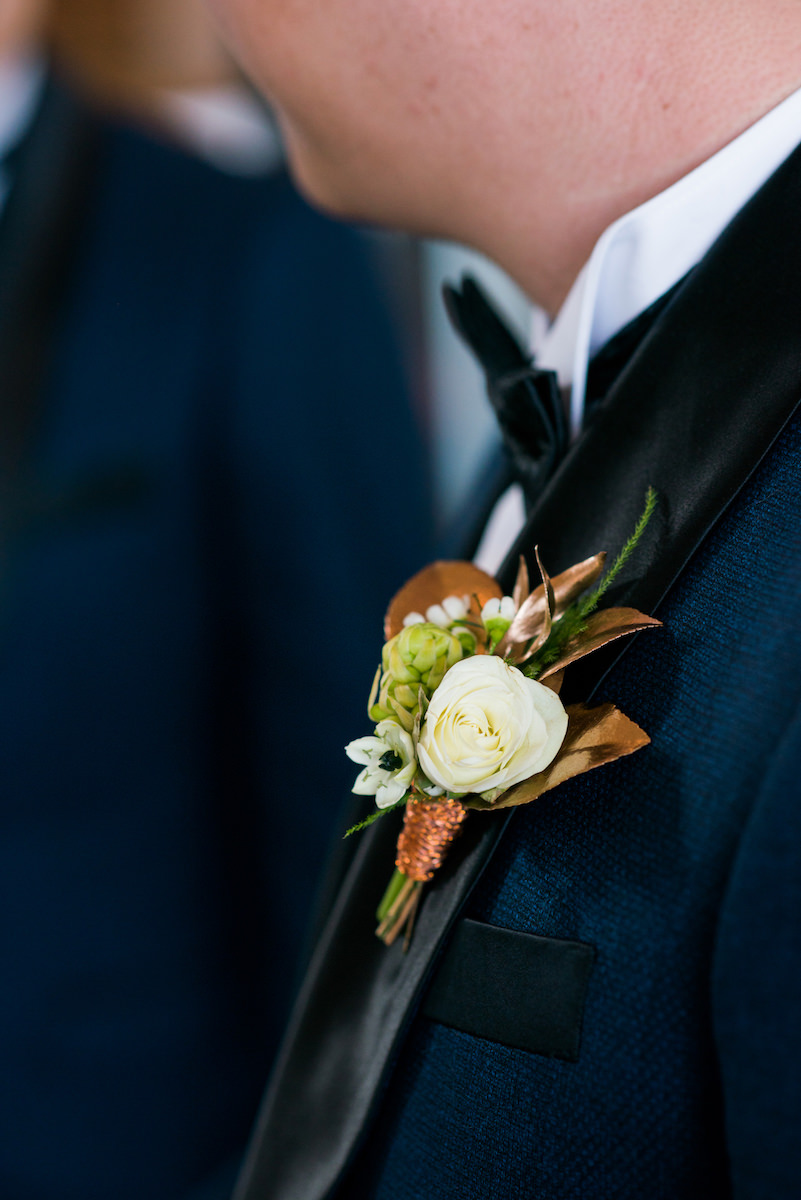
207 0 801 314
0 0 47 55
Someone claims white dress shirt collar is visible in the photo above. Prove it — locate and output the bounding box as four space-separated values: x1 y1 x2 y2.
160 84 282 176
532 83 801 437
474 83 801 574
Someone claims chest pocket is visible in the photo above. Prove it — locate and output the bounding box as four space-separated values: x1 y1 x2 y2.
422 917 595 1061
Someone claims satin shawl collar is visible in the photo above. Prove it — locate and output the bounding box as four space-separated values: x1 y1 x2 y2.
0 74 99 474
234 142 801 1200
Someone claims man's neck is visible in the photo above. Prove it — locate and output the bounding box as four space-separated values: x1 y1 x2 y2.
463 7 801 314
530 81 801 436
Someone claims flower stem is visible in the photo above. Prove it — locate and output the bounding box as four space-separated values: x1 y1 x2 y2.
376 868 408 923
376 875 423 948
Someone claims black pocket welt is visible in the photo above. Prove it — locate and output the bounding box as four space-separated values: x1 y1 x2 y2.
422 918 595 1061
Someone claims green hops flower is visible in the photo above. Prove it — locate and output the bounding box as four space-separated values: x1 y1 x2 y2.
369 622 465 729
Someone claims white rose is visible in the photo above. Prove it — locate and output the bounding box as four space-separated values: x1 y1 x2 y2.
417 655 568 795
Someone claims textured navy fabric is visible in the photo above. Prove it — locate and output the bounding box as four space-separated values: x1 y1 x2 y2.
0 114 430 1199
713 682 801 1197
342 405 801 1196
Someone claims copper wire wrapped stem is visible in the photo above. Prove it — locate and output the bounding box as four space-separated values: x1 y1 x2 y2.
376 798 468 948
396 797 468 881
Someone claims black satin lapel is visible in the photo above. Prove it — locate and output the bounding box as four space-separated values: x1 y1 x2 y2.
0 74 99 473
236 145 801 1200
498 140 801 610
235 795 514 1200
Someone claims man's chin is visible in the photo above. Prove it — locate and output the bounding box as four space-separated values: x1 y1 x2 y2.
281 134 369 221
281 126 414 231
287 153 352 217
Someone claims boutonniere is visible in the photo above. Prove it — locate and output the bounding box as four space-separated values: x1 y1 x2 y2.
346 490 660 949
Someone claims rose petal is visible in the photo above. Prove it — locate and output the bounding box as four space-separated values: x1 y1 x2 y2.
418 656 568 794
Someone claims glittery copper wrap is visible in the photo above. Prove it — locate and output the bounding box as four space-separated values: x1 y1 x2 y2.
396 798 468 882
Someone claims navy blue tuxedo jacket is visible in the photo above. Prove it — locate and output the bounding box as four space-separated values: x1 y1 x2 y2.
234 140 801 1198
0 80 430 1199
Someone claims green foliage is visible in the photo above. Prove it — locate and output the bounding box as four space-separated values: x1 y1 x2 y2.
578 486 657 618
344 794 408 838
523 487 657 678
522 605 587 678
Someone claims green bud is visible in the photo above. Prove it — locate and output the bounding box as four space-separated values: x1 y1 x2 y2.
483 615 511 641
369 622 465 726
393 683 419 710
452 625 477 655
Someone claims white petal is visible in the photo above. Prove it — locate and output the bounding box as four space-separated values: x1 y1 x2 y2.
403 611 425 626
352 766 382 795
442 595 468 621
417 655 568 794
378 719 416 762
425 603 449 627
375 775 408 807
481 597 501 621
345 735 384 765
500 595 517 621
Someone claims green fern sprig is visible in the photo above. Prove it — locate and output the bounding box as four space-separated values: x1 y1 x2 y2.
344 794 408 837
577 486 657 619
523 487 657 678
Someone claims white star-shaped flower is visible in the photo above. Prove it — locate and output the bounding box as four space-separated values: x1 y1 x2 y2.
345 719 417 808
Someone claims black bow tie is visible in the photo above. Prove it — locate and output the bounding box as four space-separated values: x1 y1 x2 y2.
443 275 568 509
444 273 689 512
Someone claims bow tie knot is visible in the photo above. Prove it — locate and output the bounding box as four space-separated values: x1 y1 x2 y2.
443 275 569 508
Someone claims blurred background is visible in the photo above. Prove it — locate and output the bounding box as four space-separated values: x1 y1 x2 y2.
47 0 533 535
0 3 529 1199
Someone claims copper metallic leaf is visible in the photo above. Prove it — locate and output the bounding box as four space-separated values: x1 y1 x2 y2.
538 607 661 679
512 556 530 610
497 547 554 659
498 551 607 660
464 702 650 811
538 546 556 627
504 553 607 646
549 552 607 616
541 669 564 695
384 561 502 641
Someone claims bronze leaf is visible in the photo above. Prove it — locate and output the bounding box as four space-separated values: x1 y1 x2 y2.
538 547 556 618
498 550 607 660
539 607 662 679
384 561 502 641
549 552 607 616
512 555 530 611
497 547 555 658
540 669 565 695
464 702 651 811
